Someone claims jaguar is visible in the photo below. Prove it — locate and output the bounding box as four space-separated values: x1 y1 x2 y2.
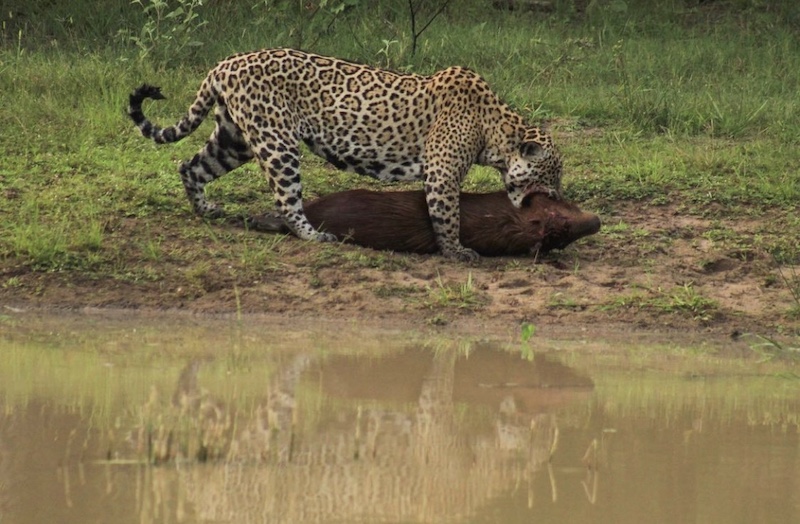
128 48 563 261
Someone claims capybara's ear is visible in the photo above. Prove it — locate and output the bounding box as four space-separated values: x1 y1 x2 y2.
518 140 545 159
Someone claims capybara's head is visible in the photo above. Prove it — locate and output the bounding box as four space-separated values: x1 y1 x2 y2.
520 192 601 254
457 190 600 256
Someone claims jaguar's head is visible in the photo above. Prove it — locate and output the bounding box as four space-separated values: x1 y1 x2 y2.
504 126 563 208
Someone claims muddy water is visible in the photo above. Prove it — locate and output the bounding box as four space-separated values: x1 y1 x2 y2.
1 313 799 524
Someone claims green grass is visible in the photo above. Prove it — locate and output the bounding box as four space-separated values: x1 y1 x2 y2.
425 271 487 310
1 0 799 282
649 283 719 322
600 283 719 323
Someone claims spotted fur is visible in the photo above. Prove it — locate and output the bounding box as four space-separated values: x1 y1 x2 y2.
128 48 563 261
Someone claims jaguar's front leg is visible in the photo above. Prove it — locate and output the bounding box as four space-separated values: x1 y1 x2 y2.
259 148 336 243
424 172 479 262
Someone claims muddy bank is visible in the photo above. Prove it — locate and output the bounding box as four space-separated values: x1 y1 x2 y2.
2 200 798 340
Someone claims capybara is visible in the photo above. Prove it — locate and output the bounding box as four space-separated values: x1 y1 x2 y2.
247 189 600 257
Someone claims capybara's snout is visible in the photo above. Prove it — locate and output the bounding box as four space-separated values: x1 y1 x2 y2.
576 212 601 237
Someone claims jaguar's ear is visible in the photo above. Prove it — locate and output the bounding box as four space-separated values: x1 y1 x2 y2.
519 140 544 158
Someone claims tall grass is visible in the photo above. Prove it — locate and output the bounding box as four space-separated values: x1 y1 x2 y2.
4 1 799 140
3 1 798 141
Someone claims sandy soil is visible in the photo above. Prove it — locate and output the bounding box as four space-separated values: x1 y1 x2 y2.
2 197 797 340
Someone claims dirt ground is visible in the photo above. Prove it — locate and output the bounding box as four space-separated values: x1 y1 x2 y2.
2 197 798 341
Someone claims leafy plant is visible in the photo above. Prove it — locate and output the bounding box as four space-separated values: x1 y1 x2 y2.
271 0 360 50
520 323 536 361
122 0 208 67
520 323 536 343
376 39 401 69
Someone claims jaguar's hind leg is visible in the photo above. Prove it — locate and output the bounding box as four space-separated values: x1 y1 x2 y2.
179 106 253 217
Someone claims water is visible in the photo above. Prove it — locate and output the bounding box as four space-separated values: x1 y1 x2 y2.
1 312 799 523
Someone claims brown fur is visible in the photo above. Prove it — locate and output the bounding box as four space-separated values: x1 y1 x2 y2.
249 189 600 257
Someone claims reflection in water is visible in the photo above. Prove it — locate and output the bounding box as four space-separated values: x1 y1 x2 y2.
167 349 587 523
1 315 799 523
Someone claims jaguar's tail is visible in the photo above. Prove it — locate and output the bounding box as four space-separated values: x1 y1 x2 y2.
128 76 216 144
